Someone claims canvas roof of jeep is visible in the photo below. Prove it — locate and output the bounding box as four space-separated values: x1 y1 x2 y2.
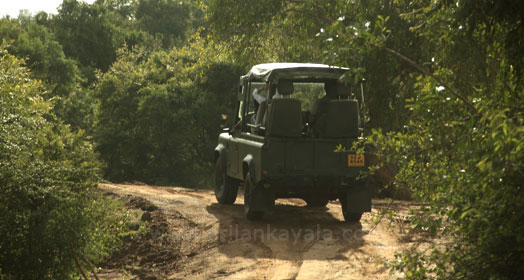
241 63 349 83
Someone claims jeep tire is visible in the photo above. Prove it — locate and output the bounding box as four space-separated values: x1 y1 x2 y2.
339 194 363 223
244 171 264 220
214 158 239 204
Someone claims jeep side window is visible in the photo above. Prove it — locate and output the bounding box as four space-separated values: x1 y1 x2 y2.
247 89 256 117
238 81 252 132
241 81 268 133
240 83 249 132
232 84 244 132
237 100 243 120
237 85 244 120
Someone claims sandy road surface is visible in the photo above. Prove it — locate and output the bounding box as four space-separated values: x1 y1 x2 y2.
98 183 415 279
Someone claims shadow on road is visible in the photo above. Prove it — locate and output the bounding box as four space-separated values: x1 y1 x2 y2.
206 201 367 260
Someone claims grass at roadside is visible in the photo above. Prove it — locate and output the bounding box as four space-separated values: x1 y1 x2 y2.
80 189 152 278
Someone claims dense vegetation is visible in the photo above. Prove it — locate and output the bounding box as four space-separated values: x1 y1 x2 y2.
1 0 522 278
0 47 120 278
95 40 241 185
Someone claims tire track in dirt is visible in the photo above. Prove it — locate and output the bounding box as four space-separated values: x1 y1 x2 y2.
99 183 414 279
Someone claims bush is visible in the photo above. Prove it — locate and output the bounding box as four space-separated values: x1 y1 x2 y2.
359 1 524 278
95 38 242 187
0 47 118 279
305 0 524 278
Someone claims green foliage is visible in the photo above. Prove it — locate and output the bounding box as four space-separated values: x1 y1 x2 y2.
206 0 336 65
0 47 119 279
0 1 221 278
0 18 78 98
0 17 97 132
47 0 204 83
334 1 524 279
52 0 118 80
95 35 242 186
135 0 192 49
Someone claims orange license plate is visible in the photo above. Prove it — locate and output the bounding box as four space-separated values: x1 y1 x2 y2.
348 155 365 167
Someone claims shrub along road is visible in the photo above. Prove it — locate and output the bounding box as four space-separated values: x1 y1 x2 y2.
98 183 432 279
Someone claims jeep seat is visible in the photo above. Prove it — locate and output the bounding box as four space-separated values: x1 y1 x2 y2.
321 99 360 138
266 81 302 137
317 83 360 138
266 99 303 137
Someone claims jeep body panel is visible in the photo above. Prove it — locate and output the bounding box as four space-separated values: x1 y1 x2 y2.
218 132 264 182
219 133 366 188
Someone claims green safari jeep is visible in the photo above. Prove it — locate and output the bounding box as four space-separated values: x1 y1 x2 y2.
213 63 371 222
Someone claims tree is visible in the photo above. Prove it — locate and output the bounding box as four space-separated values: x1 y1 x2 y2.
206 0 328 65
0 18 78 98
320 0 524 278
95 35 242 186
51 0 117 83
135 0 192 48
0 17 99 132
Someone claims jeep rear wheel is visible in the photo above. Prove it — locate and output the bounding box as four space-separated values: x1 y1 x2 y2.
339 194 363 223
244 171 264 220
214 159 239 204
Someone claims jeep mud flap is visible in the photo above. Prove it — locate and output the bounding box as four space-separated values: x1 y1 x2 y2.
343 185 371 213
249 186 275 211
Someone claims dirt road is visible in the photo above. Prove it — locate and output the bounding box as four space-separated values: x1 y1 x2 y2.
98 183 416 279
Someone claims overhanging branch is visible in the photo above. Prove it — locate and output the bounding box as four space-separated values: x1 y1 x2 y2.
372 44 480 115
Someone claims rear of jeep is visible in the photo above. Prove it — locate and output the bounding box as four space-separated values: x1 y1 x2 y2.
214 63 371 222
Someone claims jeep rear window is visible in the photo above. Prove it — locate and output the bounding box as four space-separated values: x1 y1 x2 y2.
293 82 325 111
